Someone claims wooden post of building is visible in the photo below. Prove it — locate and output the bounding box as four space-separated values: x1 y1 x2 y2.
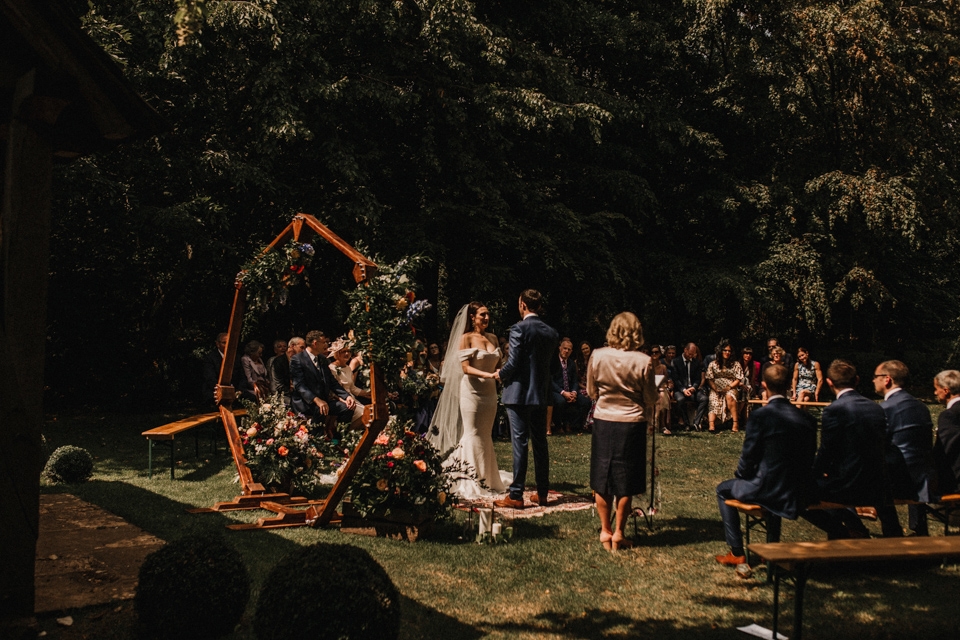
0 68 52 627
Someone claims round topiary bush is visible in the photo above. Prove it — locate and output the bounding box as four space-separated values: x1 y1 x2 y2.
253 543 400 640
42 445 94 484
135 532 250 639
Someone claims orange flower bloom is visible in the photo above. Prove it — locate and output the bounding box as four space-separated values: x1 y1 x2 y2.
414 460 427 472
277 445 289 457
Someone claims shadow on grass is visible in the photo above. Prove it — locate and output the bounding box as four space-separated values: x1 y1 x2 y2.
401 596 484 639
697 559 960 638
631 516 723 547
484 609 738 639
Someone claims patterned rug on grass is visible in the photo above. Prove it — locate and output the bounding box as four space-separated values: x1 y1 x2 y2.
455 490 594 520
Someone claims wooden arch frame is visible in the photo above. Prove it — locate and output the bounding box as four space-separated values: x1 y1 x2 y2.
208 213 389 528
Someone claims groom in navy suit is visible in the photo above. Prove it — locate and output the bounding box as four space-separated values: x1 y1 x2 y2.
494 289 560 508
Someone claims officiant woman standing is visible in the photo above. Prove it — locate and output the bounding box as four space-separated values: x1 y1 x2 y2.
587 312 658 551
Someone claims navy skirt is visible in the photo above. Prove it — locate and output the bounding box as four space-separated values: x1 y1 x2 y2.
590 418 646 496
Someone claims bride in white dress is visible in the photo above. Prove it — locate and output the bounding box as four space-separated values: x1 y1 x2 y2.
427 302 511 500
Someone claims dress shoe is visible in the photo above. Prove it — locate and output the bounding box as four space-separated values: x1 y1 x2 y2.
530 494 549 506
494 497 525 509
715 551 747 566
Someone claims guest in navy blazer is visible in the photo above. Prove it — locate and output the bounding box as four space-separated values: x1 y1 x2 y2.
802 359 893 539
291 330 359 429
551 337 591 432
670 343 703 429
715 364 818 566
873 360 934 535
494 289 559 508
933 370 960 495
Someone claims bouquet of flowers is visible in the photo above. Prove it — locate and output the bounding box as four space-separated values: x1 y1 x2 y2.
240 395 347 494
398 367 441 409
347 416 454 520
238 239 316 330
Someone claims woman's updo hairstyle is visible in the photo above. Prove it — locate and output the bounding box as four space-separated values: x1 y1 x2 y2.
605 312 644 351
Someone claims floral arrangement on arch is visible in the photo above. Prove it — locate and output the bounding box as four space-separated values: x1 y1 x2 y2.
398 367 441 409
240 395 348 494
237 239 315 327
345 254 432 386
347 416 454 520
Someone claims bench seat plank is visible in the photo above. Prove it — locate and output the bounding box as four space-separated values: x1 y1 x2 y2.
750 536 960 567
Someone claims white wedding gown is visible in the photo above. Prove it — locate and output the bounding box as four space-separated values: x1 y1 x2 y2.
446 348 512 500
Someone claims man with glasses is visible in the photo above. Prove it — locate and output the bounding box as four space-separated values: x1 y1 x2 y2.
873 361 934 536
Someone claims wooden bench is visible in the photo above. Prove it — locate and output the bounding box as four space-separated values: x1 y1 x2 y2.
749 536 960 640
142 409 247 479
726 495 960 569
747 399 830 407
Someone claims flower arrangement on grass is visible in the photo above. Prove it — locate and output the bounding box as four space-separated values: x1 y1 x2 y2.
238 239 315 329
345 254 432 387
347 416 454 520
240 395 346 494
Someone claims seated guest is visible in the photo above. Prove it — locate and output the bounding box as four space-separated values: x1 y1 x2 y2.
552 337 591 433
671 342 703 430
763 337 795 373
329 337 371 404
739 347 761 398
201 332 249 407
791 347 824 402
265 339 287 384
270 336 303 405
650 346 673 435
426 342 443 375
291 331 360 432
933 370 960 495
705 340 744 433
241 340 270 400
759 346 786 396
873 360 934 536
587 312 658 551
715 364 818 566
577 340 596 431
802 359 893 539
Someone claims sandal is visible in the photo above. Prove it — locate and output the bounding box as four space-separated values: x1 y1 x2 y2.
732 423 740 433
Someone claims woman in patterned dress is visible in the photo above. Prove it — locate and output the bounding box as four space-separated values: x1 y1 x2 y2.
791 347 823 402
705 340 745 432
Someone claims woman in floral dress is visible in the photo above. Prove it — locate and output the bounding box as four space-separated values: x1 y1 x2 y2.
705 340 745 432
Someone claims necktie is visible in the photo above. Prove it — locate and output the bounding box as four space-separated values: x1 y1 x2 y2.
686 358 691 386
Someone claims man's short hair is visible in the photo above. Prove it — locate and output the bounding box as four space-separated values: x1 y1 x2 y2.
305 330 325 345
289 336 305 348
274 339 287 349
878 360 909 387
520 289 543 313
935 370 960 396
216 332 228 343
560 337 573 347
827 359 858 388
762 364 790 395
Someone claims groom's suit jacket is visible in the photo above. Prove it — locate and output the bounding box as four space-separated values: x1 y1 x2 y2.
499 314 559 406
290 350 350 419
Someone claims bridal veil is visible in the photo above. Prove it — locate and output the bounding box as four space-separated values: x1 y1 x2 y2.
426 303 468 457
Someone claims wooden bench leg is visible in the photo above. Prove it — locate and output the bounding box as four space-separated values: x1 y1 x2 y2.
148 439 153 479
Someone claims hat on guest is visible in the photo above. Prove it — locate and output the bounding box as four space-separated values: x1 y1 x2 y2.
327 337 351 357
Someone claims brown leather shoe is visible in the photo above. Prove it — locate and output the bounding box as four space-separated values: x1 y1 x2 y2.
530 494 549 506
494 497 525 509
715 551 747 566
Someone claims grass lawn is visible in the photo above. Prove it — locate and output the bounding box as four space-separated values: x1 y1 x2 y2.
38 405 960 639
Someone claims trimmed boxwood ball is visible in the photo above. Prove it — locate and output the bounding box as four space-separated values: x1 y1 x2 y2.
42 445 94 484
135 532 250 639
254 543 400 640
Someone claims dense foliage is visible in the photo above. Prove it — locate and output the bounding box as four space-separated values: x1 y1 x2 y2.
135 532 249 639
48 0 960 406
253 543 400 640
42 445 94 484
